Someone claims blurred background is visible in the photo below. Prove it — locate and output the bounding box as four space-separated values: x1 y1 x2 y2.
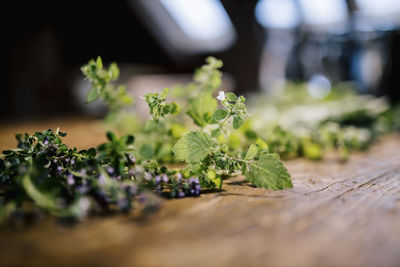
2 0 400 122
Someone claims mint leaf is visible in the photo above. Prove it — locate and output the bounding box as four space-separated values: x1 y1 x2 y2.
139 144 155 159
160 87 169 100
245 144 258 160
22 174 59 211
245 154 292 190
96 56 103 69
86 87 100 103
233 116 244 129
186 94 217 127
108 62 119 81
172 131 213 162
210 128 221 138
226 92 237 102
212 109 228 121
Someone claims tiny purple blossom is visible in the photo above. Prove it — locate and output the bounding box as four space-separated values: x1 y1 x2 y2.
106 167 115 175
161 174 168 183
98 174 107 185
125 184 137 196
129 155 136 164
144 172 152 181
67 174 75 185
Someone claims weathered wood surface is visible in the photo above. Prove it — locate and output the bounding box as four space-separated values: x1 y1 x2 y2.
1 119 400 267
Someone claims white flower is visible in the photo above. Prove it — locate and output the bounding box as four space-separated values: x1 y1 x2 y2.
217 91 225 101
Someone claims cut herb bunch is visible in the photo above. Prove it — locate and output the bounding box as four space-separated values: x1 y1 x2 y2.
0 57 292 223
82 56 292 192
2 56 397 223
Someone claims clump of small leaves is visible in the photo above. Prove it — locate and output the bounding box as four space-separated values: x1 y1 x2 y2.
138 57 292 190
171 90 292 190
0 57 293 224
81 56 136 132
242 82 399 162
0 128 199 223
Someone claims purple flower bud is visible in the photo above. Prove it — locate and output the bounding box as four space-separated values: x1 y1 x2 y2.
156 184 162 194
129 155 136 164
195 184 201 191
43 140 49 145
161 174 168 183
118 198 130 210
176 173 182 180
77 185 89 194
67 174 75 185
70 158 75 165
155 175 161 184
144 172 152 181
106 167 115 175
98 174 107 185
57 166 63 171
125 184 137 196
178 191 185 198
65 158 70 163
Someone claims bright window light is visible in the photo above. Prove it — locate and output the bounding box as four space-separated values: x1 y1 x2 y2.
299 0 348 25
356 0 400 16
307 75 331 99
255 0 300 29
159 0 233 41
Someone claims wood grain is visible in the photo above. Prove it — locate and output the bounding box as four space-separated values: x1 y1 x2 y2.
0 120 399 267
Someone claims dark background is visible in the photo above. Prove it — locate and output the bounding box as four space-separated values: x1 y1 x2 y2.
2 0 400 121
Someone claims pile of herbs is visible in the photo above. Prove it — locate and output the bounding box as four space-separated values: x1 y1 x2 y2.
0 57 293 223
243 83 400 161
1 56 398 223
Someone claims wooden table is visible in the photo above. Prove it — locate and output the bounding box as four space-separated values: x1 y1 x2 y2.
1 118 400 267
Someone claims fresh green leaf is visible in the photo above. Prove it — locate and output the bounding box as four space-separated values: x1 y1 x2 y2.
140 144 155 159
160 88 169 100
86 87 100 103
125 135 135 145
245 144 258 160
226 92 237 102
22 174 59 211
233 116 244 129
172 131 213 162
96 56 103 69
210 128 221 138
212 109 228 121
106 131 117 142
186 94 217 127
245 154 292 190
108 62 119 81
